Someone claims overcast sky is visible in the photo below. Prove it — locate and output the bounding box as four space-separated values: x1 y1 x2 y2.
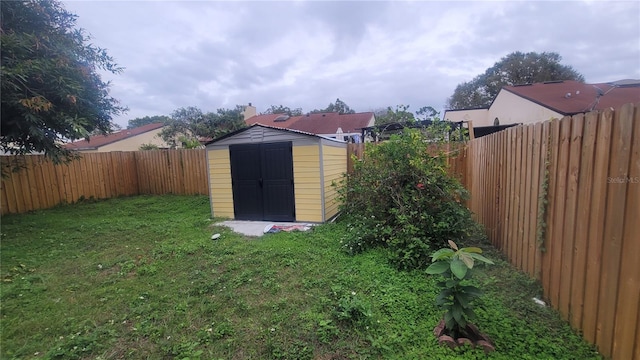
63 0 640 127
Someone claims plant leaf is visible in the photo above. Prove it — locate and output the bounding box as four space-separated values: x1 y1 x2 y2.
461 285 483 297
450 258 468 279
461 247 482 254
445 279 457 288
425 261 449 275
462 306 476 320
451 303 464 323
435 292 449 305
459 252 474 269
456 293 470 308
469 253 494 265
444 311 455 331
448 240 458 251
431 248 454 261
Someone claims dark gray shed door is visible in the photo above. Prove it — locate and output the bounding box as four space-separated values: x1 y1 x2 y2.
229 142 295 221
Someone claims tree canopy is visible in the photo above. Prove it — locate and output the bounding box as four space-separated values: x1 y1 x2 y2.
446 51 585 109
127 115 171 129
261 105 303 117
1 0 126 163
374 105 440 125
311 98 356 114
374 105 415 125
158 106 245 148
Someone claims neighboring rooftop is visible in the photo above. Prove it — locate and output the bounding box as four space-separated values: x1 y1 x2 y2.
64 123 166 150
245 112 375 135
503 79 640 115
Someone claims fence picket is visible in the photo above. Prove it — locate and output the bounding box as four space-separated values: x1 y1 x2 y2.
504 128 514 255
559 115 583 319
611 104 639 360
508 128 517 266
582 110 613 344
570 111 598 330
596 106 633 356
522 125 533 275
528 123 542 278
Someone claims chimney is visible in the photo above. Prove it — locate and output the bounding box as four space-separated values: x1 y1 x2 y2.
241 103 257 121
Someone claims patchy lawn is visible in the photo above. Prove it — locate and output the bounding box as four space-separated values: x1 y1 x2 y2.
0 195 600 359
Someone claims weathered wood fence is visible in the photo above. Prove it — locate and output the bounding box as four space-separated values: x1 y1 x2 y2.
1 149 208 214
465 103 639 360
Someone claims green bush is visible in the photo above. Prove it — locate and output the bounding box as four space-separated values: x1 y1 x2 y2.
338 127 480 270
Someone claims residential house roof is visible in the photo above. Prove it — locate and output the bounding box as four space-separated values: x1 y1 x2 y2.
245 112 375 135
64 123 166 150
205 123 345 146
245 113 286 127
502 80 640 116
291 112 375 134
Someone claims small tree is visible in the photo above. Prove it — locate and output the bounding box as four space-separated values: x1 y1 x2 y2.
426 240 493 338
338 126 480 270
1 0 126 164
177 135 202 149
374 104 415 125
159 106 245 148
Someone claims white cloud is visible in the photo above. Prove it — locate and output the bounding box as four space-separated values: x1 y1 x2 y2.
63 0 640 127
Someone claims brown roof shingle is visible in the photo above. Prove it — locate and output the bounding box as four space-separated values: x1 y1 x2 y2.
244 113 286 126
503 80 640 115
244 112 374 135
290 112 374 134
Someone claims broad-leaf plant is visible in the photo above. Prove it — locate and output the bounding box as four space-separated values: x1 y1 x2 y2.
426 240 494 338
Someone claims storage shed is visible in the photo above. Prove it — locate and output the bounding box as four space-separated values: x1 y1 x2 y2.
205 124 347 222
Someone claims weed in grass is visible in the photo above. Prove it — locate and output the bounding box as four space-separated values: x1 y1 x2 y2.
162 339 203 359
333 290 373 326
316 319 340 343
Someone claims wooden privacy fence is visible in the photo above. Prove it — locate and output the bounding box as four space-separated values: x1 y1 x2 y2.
1 149 208 215
466 103 639 360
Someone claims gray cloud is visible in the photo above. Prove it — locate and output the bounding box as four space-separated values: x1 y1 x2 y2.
64 0 640 127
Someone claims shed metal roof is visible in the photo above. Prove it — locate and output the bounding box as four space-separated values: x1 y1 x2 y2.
205 123 346 146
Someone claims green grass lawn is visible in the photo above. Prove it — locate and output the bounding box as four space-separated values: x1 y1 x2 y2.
1 195 600 359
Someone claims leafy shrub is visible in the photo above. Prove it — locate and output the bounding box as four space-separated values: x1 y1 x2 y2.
139 143 159 150
338 126 479 269
426 241 493 338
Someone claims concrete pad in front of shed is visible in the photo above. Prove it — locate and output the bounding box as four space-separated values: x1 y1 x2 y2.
216 220 314 237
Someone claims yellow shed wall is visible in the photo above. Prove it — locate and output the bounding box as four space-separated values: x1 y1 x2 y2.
293 145 323 222
207 149 234 218
322 144 347 220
